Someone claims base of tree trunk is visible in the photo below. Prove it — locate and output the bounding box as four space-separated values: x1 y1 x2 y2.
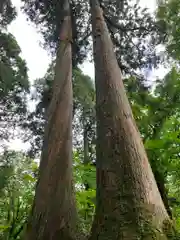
89 203 173 240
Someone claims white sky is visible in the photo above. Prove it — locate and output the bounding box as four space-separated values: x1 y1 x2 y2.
7 0 167 151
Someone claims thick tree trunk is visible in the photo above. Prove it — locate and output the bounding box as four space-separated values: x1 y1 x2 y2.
89 0 169 239
24 1 80 240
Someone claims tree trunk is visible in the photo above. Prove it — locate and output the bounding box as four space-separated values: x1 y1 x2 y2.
24 1 80 239
153 168 172 219
150 119 172 218
83 109 89 167
89 0 169 239
83 124 90 191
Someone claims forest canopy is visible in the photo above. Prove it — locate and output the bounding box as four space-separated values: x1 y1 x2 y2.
0 0 180 239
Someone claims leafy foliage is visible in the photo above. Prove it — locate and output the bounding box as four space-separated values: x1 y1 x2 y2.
0 0 16 27
157 0 180 61
0 151 37 240
0 150 96 239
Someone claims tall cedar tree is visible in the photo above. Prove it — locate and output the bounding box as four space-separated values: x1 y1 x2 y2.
24 1 80 239
89 0 169 239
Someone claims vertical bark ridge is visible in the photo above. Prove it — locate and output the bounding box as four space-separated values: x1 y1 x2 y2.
89 0 169 239
24 1 80 239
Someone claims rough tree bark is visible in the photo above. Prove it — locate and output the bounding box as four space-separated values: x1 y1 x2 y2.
89 0 169 239
24 1 80 239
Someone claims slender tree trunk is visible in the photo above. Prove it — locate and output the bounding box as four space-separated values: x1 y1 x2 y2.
153 169 172 218
83 108 90 166
83 115 91 221
83 128 89 166
150 120 172 218
83 124 90 191
24 1 81 239
89 0 169 239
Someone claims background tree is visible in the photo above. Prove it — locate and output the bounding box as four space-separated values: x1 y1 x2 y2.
157 0 180 61
0 0 29 144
